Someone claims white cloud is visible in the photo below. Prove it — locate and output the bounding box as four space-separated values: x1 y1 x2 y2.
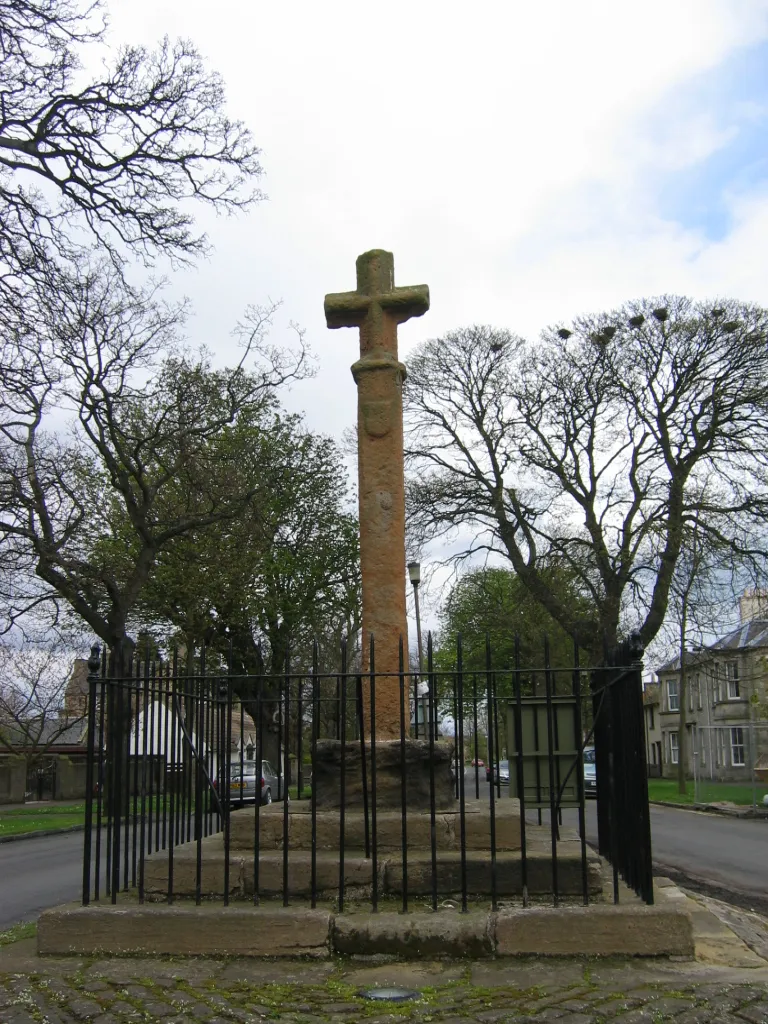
98 3 768 635
102 1 768 416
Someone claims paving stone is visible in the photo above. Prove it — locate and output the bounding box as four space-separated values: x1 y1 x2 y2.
434 1018 478 1024
542 1015 591 1024
737 1004 768 1024
86 959 222 983
1 1010 39 1023
188 1003 218 1018
675 1011 716 1024
139 999 177 1016
68 997 108 1020
217 960 336 984
646 996 697 1014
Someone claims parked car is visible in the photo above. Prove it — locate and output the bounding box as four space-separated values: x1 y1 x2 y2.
214 760 281 806
471 758 485 767
485 759 510 784
583 745 597 797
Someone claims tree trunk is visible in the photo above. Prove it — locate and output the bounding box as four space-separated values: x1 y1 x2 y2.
677 597 688 796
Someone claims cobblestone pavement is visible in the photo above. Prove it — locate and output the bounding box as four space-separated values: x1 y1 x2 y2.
1 941 768 1024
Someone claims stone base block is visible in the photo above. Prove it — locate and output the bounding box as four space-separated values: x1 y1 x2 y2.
143 840 602 899
495 903 694 957
37 904 331 958
385 848 604 897
312 738 455 809
333 910 492 957
37 898 694 959
229 798 522 852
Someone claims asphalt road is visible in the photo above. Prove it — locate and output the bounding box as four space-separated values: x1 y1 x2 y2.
1 783 766 927
0 831 92 930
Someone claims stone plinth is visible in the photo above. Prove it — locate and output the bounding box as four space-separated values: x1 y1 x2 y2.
312 737 454 809
228 796 522 852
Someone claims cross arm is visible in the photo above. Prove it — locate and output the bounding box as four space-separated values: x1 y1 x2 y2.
325 284 430 329
379 284 430 323
324 290 370 329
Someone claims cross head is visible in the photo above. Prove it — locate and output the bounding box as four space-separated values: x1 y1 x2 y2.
325 249 430 357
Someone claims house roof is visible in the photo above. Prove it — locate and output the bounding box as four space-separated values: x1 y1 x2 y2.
0 717 86 750
655 618 768 674
710 618 768 652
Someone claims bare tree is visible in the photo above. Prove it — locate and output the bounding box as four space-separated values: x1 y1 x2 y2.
0 263 308 654
404 300 768 660
0 639 85 786
1 0 262 304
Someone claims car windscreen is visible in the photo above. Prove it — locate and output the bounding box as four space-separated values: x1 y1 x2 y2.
583 747 596 764
230 763 257 777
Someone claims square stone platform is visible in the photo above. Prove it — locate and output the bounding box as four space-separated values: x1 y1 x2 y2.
141 799 604 901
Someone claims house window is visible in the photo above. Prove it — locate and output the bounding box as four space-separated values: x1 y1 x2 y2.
687 681 694 712
712 664 720 704
669 732 679 764
648 705 655 730
716 730 726 767
696 674 702 710
731 728 745 767
726 661 740 699
667 679 679 712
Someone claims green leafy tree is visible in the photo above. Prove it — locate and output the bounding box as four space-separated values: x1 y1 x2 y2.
124 418 361 760
437 565 583 675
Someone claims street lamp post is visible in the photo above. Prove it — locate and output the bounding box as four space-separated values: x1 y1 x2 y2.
407 561 428 737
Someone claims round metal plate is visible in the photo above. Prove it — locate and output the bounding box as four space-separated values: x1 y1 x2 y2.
361 987 420 1002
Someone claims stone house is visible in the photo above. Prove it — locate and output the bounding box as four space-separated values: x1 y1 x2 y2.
654 615 768 781
643 683 662 777
0 658 90 803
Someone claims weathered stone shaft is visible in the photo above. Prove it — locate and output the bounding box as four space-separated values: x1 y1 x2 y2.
325 249 429 739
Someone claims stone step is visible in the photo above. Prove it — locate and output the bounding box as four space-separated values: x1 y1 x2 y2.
143 836 603 899
228 798 522 852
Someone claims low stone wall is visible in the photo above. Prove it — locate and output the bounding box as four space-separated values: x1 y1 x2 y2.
0 762 26 804
37 886 694 959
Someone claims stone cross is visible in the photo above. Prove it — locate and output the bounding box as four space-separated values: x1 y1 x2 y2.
325 249 429 740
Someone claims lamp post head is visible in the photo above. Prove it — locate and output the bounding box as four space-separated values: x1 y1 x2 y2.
407 561 421 585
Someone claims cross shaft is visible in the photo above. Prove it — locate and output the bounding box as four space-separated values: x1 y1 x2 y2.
324 249 429 739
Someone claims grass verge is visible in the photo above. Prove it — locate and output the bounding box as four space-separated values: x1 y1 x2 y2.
0 803 85 837
0 921 36 947
647 778 764 806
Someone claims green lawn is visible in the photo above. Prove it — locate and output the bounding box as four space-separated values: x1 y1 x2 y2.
647 780 696 804
0 803 86 837
647 778 766 807
694 780 766 806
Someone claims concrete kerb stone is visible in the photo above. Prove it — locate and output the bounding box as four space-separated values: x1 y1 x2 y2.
0 824 85 844
37 895 695 960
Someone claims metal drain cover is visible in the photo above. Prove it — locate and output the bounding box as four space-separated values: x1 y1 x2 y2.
361 987 420 1002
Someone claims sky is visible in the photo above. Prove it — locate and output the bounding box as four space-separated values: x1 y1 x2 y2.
101 0 768 633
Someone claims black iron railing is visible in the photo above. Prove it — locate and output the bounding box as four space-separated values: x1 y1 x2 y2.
81 633 654 911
